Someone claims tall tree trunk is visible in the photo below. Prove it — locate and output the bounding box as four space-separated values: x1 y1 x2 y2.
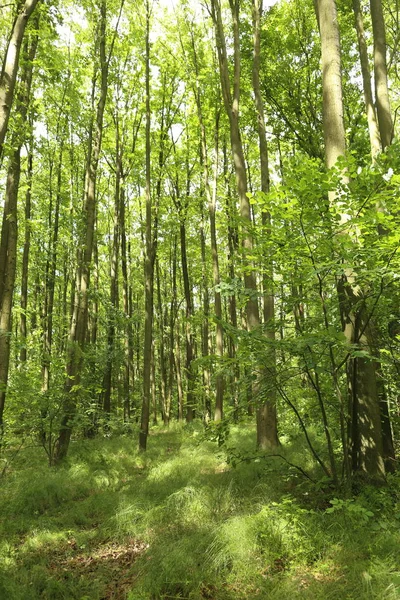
175 317 184 421
168 237 178 422
252 0 279 448
42 141 63 397
352 0 381 157
121 185 133 422
156 258 168 424
200 202 211 421
180 216 195 422
370 0 393 149
103 122 122 417
223 139 239 418
54 1 109 463
0 0 40 159
211 0 277 446
0 32 37 431
316 0 385 481
188 27 224 421
19 134 33 363
139 0 155 450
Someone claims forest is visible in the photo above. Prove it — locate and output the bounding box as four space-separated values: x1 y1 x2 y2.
0 0 400 597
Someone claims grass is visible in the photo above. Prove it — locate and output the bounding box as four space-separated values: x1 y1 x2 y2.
1 421 400 599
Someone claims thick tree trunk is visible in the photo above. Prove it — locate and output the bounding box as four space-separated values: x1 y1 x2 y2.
316 0 385 481
0 154 21 431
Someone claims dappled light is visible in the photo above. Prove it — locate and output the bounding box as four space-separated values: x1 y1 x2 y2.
1 425 400 599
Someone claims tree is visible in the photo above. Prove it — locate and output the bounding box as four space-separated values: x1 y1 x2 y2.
139 0 155 451
0 0 40 159
370 0 393 148
0 26 38 432
54 0 111 463
315 0 385 480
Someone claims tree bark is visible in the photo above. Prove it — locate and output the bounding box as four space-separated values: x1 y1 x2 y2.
316 0 385 481
19 134 33 363
211 0 277 445
352 0 381 157
252 0 279 449
139 0 155 450
370 0 393 149
0 31 37 431
0 0 40 159
54 1 109 463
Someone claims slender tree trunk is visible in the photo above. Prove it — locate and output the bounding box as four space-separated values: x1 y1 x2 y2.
223 139 239 417
0 0 40 159
103 123 122 417
188 28 224 421
352 0 381 157
180 216 195 422
212 0 276 445
175 317 184 421
200 203 211 421
0 32 37 431
19 134 33 363
252 0 279 448
151 340 157 424
370 0 393 149
54 1 109 463
42 141 63 397
168 236 178 423
139 0 155 450
121 186 133 421
156 258 168 424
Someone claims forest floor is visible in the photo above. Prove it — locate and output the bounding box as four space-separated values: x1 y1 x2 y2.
1 421 400 599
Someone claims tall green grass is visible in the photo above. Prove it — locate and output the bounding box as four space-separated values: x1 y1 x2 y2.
1 422 399 599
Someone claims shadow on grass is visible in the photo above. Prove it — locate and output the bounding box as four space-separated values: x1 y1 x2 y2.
1 423 400 599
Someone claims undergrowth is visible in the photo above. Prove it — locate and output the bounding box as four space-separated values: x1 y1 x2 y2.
0 422 400 599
